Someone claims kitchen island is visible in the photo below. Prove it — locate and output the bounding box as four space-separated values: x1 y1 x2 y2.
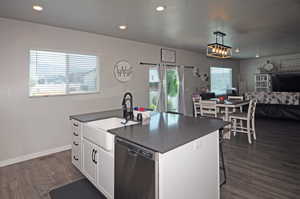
70 109 226 199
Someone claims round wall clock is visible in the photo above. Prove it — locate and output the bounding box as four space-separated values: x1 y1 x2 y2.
263 60 274 72
113 60 133 82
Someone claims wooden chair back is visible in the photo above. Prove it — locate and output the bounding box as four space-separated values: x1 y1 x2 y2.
247 99 257 120
228 96 245 112
200 100 217 117
192 95 202 117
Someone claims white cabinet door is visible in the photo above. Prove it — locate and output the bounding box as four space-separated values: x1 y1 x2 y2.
82 139 98 185
97 147 114 199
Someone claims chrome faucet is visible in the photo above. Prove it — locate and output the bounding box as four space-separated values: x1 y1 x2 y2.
122 92 134 123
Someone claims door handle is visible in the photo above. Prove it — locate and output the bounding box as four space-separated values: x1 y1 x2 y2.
128 149 138 157
92 149 95 162
93 150 98 164
73 156 79 161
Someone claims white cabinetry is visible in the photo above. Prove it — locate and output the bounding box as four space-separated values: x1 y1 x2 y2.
68 121 114 199
82 138 98 185
97 147 114 199
158 131 219 199
82 137 114 199
71 119 115 199
255 73 272 92
71 120 82 170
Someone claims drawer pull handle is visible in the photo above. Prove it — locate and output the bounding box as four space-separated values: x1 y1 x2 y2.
73 156 79 161
73 141 79 146
73 123 79 127
73 132 79 136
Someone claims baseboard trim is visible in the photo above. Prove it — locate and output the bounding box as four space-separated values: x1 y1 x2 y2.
0 145 72 168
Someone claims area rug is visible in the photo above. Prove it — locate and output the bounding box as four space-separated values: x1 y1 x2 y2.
49 178 106 199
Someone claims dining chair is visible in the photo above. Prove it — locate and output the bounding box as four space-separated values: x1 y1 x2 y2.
229 99 257 144
228 96 244 112
192 95 202 117
200 100 225 120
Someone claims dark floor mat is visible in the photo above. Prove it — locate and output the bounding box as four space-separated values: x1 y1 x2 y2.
50 178 106 199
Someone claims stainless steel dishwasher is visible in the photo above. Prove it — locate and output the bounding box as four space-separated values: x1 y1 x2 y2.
115 138 158 199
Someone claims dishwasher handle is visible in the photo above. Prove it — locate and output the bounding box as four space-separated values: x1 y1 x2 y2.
127 149 138 157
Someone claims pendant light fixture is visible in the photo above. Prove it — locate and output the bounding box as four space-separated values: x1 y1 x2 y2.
207 31 232 59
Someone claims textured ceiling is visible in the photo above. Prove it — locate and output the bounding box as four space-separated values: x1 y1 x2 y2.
0 0 300 59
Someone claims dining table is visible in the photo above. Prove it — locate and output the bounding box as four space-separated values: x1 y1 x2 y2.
210 99 251 121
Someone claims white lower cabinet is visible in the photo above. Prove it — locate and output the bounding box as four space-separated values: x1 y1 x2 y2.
82 137 114 199
72 119 115 198
97 147 114 199
82 138 98 186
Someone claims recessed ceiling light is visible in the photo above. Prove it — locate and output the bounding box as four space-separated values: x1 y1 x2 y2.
235 48 240 53
256 54 260 58
156 6 166 12
119 25 127 30
33 5 43 11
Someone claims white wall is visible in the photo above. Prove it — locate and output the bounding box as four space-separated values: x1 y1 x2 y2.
0 17 239 163
240 53 300 93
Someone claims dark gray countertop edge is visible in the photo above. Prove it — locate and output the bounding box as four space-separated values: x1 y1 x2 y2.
69 109 122 123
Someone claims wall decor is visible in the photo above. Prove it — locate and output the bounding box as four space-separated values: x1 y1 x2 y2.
161 48 176 63
258 60 276 73
262 60 275 73
193 67 209 81
113 60 133 82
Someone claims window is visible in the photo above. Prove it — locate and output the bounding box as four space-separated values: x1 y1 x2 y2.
29 50 99 97
210 67 232 96
149 67 160 110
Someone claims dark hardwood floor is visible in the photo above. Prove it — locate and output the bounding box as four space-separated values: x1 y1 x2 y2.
0 150 83 199
0 118 299 199
221 118 300 199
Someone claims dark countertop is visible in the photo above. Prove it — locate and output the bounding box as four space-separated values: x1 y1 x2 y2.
70 110 227 153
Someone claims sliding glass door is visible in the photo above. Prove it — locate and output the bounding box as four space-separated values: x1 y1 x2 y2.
166 68 179 112
148 66 180 112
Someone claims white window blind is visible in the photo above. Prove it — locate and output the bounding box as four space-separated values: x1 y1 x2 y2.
29 50 99 97
210 67 232 95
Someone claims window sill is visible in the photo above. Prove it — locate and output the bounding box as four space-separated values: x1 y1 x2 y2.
29 91 100 98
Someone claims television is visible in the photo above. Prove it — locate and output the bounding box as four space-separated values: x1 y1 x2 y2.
272 73 300 92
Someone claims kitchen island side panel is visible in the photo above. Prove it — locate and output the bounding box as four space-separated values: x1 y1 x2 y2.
158 131 220 199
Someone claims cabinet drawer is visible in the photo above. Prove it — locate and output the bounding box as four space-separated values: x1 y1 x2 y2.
71 120 82 137
72 120 81 129
72 143 81 170
72 138 81 148
72 133 81 143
